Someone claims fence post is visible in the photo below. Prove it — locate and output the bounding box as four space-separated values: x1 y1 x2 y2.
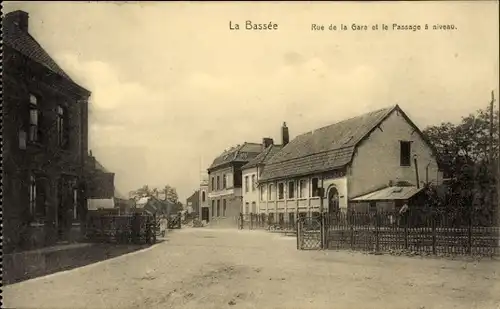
404 213 409 250
321 213 327 250
467 211 472 255
432 212 437 255
375 212 380 253
350 212 354 249
296 219 301 250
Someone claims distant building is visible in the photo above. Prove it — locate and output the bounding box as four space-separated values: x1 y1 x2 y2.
186 190 200 217
3 10 92 252
207 142 263 225
258 105 443 224
199 178 209 221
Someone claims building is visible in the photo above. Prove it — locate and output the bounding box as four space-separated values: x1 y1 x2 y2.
186 190 200 217
207 142 263 224
2 10 92 252
258 105 443 224
199 178 209 221
241 123 288 215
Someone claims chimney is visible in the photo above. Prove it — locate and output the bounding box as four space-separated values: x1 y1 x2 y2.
262 137 274 150
6 10 29 32
282 122 290 146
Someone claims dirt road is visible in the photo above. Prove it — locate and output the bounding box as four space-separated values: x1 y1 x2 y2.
4 228 500 309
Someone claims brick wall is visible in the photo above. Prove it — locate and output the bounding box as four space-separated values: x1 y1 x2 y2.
3 46 90 253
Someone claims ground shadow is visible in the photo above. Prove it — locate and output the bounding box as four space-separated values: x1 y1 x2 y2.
4 240 166 285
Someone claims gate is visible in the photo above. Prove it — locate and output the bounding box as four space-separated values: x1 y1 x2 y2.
297 215 324 250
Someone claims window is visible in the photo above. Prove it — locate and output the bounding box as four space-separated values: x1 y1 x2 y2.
245 202 250 214
217 200 220 217
211 200 215 217
400 141 412 166
299 180 307 198
251 202 256 213
216 176 220 190
28 94 41 143
222 174 227 189
278 213 285 224
251 175 256 191
211 177 215 191
260 185 267 201
223 199 227 216
57 105 69 148
288 212 295 226
288 181 295 199
73 188 79 221
245 176 249 193
202 191 206 202
268 212 275 224
278 183 284 200
268 184 275 201
29 175 37 216
311 178 320 197
29 174 46 222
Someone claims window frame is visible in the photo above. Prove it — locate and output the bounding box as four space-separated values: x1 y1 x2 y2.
277 182 285 200
28 93 42 143
288 181 295 199
298 179 307 198
311 177 320 197
400 141 412 167
268 183 275 201
57 104 70 149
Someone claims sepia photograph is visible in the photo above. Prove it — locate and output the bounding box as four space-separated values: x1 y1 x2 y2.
1 1 499 308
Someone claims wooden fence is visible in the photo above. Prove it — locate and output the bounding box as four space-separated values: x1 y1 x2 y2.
324 209 499 256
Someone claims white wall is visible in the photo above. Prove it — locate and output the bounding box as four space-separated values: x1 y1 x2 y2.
242 167 259 214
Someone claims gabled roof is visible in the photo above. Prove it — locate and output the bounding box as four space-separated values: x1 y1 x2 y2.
3 12 73 81
242 144 283 170
260 105 429 181
208 142 263 171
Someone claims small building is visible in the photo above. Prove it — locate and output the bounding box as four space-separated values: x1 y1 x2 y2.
258 105 443 223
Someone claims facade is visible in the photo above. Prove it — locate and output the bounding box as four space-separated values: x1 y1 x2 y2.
258 105 443 223
199 179 209 221
241 123 288 215
207 142 263 224
3 11 92 252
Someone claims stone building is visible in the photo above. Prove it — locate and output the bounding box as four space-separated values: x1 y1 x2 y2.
3 10 92 252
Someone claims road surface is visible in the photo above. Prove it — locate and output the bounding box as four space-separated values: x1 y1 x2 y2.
4 228 500 309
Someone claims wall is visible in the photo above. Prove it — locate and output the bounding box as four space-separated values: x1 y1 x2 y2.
207 164 243 221
242 167 259 214
258 172 348 219
348 108 442 199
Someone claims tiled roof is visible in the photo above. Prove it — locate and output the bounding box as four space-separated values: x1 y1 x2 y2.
208 142 263 170
3 12 73 81
242 144 283 170
260 105 397 181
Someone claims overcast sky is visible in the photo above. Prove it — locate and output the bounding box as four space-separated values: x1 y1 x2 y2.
5 1 499 201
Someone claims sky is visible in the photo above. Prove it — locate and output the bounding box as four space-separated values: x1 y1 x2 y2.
4 1 499 201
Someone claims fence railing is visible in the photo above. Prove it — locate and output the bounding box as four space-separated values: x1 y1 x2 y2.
239 213 297 235
85 214 158 244
322 209 500 256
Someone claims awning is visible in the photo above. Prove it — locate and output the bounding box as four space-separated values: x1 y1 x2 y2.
350 186 424 202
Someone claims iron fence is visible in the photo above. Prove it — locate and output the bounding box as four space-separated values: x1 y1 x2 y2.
85 214 157 244
239 213 297 235
322 209 500 256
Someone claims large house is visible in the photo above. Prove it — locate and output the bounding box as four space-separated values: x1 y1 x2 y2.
3 10 93 252
258 105 443 223
241 123 289 215
207 142 263 223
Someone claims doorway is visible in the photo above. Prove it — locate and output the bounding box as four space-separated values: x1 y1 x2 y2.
201 207 210 222
328 186 340 214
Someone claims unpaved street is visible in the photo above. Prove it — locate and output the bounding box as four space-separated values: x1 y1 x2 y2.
4 228 500 309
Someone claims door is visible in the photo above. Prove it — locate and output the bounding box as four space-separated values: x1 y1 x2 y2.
201 207 210 222
328 187 340 214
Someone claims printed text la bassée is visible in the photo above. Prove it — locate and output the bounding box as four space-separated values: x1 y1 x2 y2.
229 21 279 31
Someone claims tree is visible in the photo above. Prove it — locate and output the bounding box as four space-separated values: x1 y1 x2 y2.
130 184 179 204
422 103 499 225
